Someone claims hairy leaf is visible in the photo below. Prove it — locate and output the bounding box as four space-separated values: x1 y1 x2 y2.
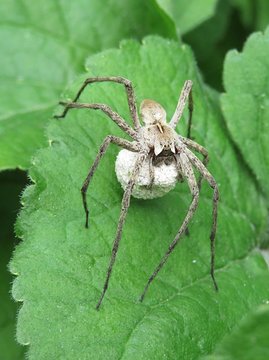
0 0 175 171
0 171 26 359
156 0 218 35
204 302 269 360
222 27 269 199
11 37 269 359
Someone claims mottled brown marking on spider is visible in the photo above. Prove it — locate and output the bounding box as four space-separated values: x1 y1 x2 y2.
54 76 219 310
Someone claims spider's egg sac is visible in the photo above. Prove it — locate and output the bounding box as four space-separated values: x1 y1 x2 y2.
115 149 178 199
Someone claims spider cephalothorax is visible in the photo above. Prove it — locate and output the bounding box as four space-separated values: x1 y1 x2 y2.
55 76 219 310
141 99 177 154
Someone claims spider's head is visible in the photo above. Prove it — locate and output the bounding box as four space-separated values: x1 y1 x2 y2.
140 100 177 156
140 99 167 125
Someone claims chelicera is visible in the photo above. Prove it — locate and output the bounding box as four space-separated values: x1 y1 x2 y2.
55 76 219 310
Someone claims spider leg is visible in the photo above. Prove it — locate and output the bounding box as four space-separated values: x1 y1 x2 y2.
139 152 199 302
96 153 147 310
184 147 219 292
81 135 140 228
186 88 193 139
179 136 208 158
54 76 140 131
169 80 193 131
173 154 190 236
173 154 184 183
179 136 209 189
55 101 137 140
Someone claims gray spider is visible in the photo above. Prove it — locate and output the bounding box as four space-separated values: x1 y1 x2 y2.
55 76 219 310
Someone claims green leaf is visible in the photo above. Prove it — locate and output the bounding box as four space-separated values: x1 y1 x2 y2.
203 301 269 360
183 0 232 90
222 27 269 199
230 0 269 31
255 1 269 31
11 37 269 359
229 0 254 28
0 0 175 171
156 0 218 35
0 170 27 359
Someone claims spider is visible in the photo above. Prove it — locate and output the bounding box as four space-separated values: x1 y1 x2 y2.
54 76 219 310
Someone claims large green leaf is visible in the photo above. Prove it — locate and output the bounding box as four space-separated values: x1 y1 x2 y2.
11 37 269 359
0 170 27 359
0 0 175 171
156 0 218 35
204 302 269 360
222 27 269 199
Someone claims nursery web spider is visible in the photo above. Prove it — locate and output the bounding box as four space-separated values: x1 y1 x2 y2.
55 76 219 310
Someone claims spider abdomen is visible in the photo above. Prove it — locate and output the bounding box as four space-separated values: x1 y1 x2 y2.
115 149 178 199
